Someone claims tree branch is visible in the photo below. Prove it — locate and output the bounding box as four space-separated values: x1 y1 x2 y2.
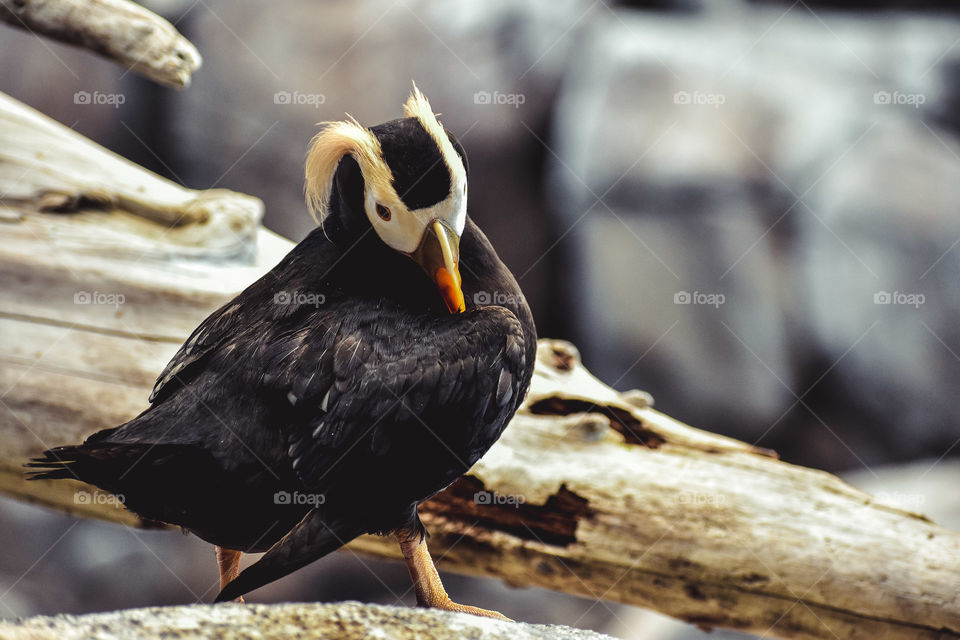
0 0 200 88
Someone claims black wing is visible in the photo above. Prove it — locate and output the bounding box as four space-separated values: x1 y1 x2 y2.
149 300 245 404
265 302 527 489
147 282 527 492
214 301 527 604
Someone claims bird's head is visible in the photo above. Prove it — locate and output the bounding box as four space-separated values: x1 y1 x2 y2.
305 85 468 314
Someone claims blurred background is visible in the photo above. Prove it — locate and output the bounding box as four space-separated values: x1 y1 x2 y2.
2 0 960 638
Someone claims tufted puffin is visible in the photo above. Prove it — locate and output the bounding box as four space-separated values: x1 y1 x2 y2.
27 86 537 619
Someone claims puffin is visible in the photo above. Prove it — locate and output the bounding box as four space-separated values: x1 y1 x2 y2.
27 86 537 619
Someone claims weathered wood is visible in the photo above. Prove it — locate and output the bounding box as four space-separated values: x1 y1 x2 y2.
0 602 615 640
0 89 289 523
1 92 958 640
348 341 960 639
0 91 259 261
0 0 200 88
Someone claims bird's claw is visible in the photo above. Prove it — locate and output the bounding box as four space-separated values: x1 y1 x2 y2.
420 597 512 621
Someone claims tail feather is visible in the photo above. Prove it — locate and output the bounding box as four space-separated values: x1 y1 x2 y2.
215 509 362 602
24 447 80 480
25 442 207 497
25 444 132 486
24 423 126 480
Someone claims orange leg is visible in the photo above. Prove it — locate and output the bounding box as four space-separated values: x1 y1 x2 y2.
395 529 510 621
215 546 244 603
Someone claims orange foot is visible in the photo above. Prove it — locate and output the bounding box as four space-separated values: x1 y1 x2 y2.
420 595 511 621
395 529 512 621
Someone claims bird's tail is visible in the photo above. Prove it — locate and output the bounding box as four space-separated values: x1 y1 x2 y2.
24 441 214 525
24 442 141 489
216 508 363 602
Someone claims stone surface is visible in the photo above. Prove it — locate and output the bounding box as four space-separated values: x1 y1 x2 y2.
0 601 615 640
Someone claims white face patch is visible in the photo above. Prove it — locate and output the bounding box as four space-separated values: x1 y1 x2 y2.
304 85 468 252
364 176 466 254
362 85 468 253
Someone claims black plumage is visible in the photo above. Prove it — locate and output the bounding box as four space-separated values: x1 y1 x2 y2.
27 90 536 611
374 118 455 210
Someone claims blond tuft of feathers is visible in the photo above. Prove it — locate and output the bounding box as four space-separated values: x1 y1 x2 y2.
404 84 465 184
304 84 464 227
304 116 393 225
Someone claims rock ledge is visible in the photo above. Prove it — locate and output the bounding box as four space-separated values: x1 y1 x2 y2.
0 601 615 640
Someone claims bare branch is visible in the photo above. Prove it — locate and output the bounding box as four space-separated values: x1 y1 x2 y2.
0 0 201 88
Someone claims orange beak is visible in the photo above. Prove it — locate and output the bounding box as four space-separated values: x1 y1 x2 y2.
411 220 466 314
434 262 465 314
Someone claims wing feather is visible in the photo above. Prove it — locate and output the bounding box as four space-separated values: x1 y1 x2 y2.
265 304 526 489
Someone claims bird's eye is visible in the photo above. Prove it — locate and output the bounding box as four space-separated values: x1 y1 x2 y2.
376 203 391 221
463 183 467 194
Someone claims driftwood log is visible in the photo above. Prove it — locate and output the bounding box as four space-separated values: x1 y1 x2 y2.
1 93 959 640
0 89 289 525
0 0 200 88
0 91 260 259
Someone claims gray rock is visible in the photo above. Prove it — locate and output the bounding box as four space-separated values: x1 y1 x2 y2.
0 602 615 640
